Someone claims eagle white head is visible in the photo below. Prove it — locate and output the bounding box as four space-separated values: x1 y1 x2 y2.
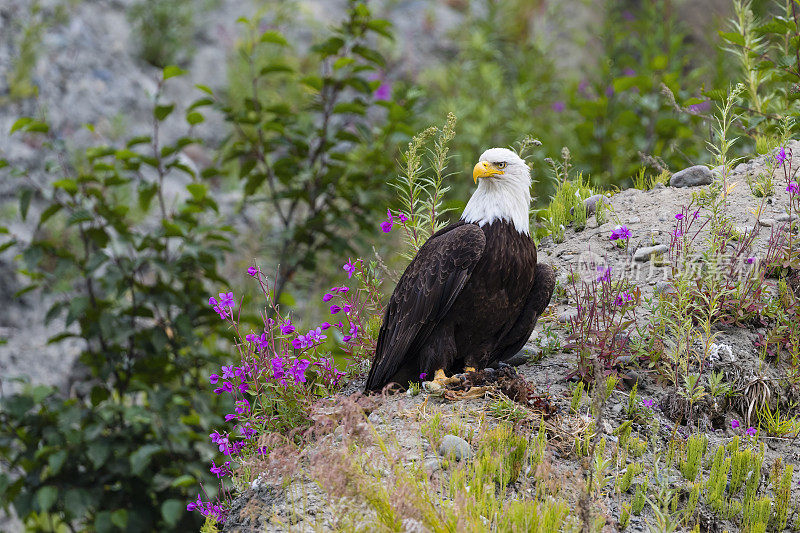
461 147 532 235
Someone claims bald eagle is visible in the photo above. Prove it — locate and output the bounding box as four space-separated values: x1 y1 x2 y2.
365 148 555 392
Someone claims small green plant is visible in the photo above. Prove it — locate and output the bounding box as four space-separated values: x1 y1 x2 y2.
770 459 793 531
570 381 585 414
487 396 528 423
757 402 800 438
632 481 648 515
678 435 708 482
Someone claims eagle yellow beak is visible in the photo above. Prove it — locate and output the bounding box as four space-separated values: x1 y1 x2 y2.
473 160 504 183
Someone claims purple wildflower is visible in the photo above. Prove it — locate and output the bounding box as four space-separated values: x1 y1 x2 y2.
209 373 220 385
381 210 394 233
745 257 756 265
257 333 269 350
609 225 631 241
343 258 356 278
787 181 799 194
218 292 234 308
290 359 311 383
279 319 295 335
420 372 427 380
320 322 331 330
330 304 341 314
323 293 333 302
642 399 654 408
675 213 684 220
374 82 391 101
221 365 236 380
292 334 309 350
731 419 740 429
623 68 636 77
398 213 408 223
777 147 787 165
746 427 757 436
247 266 258 276
596 266 612 282
552 101 566 113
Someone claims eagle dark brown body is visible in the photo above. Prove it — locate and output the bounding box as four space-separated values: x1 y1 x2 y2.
365 219 555 391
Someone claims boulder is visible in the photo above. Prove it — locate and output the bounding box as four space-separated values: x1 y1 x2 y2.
670 165 713 188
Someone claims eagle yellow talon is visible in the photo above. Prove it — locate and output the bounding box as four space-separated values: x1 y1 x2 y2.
424 369 461 392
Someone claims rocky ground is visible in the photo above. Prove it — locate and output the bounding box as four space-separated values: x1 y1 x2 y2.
222 147 800 532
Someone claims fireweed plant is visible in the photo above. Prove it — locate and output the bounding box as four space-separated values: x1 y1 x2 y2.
187 115 469 523
565 265 641 381
187 262 387 521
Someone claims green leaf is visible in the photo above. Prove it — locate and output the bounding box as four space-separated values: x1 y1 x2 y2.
87 441 111 468
48 450 68 475
64 489 90 519
300 75 323 91
259 63 293 75
353 44 385 66
162 65 186 80
138 182 158 212
170 474 196 488
19 188 32 221
10 117 32 134
718 31 745 46
186 111 204 125
130 444 162 475
312 37 344 57
187 183 207 200
260 30 288 46
36 486 57 512
154 104 175 121
91 386 109 405
195 84 214 95
67 209 93 225
111 509 128 529
366 19 393 39
95 511 113 533
53 179 78 194
161 499 184 527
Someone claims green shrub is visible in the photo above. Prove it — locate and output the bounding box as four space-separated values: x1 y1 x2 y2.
209 0 415 304
127 0 205 67
0 68 230 531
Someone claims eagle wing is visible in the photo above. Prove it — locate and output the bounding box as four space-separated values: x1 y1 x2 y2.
365 222 486 391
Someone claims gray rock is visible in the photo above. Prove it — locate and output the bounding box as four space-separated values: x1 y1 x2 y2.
423 457 441 474
777 213 799 222
584 194 605 216
670 165 713 188
759 218 776 227
634 244 669 262
438 435 472 462
734 162 751 174
655 280 675 294
627 216 641 224
558 309 578 323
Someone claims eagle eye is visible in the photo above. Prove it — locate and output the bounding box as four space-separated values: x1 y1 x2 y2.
496 162 507 169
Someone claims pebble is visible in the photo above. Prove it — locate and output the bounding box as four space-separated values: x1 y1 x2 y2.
777 213 798 222
627 216 641 224
633 244 669 262
670 165 713 187
423 457 441 474
438 435 472 462
759 218 776 227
